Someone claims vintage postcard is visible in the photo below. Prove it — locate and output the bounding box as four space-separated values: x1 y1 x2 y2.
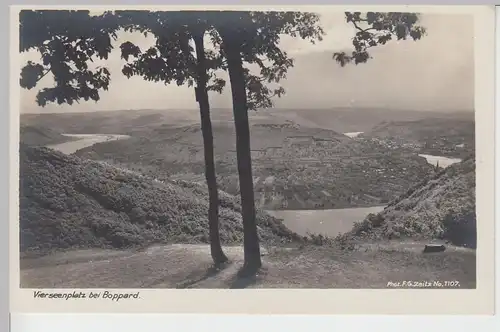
10 5 495 314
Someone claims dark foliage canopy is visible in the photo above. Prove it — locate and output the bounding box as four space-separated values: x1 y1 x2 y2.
19 10 425 108
19 10 120 106
333 12 426 66
115 11 325 110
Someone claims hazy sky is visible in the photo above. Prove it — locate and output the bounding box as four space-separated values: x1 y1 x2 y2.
20 12 474 113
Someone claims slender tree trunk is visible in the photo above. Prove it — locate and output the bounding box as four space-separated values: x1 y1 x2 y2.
222 34 262 273
192 30 228 266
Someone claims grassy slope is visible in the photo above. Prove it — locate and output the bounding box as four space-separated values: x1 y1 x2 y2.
20 124 77 146
338 156 476 248
20 144 303 257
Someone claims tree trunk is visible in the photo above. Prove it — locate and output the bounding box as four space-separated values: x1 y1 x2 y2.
192 30 228 266
222 35 262 273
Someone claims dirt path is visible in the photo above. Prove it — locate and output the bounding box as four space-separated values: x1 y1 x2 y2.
20 242 476 289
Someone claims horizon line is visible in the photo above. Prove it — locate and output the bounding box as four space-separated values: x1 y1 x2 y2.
20 106 475 116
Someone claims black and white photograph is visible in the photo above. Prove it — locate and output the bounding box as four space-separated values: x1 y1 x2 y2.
15 6 484 294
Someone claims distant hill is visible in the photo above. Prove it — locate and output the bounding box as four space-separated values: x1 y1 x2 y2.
20 145 302 257
339 156 476 248
264 108 474 133
20 124 76 146
20 107 474 136
21 109 466 211
362 118 475 158
74 122 435 210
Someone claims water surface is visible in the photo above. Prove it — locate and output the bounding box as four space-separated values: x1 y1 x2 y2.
267 206 385 237
343 131 364 138
418 154 462 168
47 134 130 155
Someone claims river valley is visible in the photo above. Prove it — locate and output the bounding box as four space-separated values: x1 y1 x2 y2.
45 133 456 237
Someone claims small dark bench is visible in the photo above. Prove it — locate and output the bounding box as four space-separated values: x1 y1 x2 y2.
423 244 446 253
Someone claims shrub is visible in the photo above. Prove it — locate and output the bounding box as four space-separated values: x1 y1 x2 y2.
20 145 305 255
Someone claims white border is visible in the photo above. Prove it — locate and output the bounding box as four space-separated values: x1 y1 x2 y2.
9 4 496 316
9 314 500 332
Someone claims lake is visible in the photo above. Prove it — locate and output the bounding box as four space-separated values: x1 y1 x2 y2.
418 154 462 168
267 206 385 237
46 134 130 154
343 131 364 138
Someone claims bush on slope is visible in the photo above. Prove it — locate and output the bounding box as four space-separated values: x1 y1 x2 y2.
20 145 302 257
20 124 76 146
338 156 476 248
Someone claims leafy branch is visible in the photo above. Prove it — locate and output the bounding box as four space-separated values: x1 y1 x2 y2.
333 12 426 66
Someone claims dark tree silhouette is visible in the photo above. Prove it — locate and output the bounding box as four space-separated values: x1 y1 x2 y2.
211 11 426 274
19 10 120 105
212 11 324 273
116 11 229 265
20 9 230 266
191 30 229 265
19 9 325 273
333 12 426 66
19 10 427 276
